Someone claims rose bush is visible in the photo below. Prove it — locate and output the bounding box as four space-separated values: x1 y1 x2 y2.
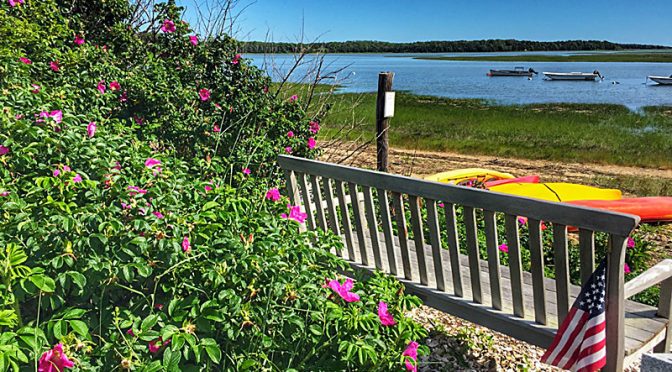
0 0 427 370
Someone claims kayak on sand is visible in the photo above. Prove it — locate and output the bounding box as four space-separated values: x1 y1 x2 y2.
568 197 672 223
488 182 622 202
424 168 514 186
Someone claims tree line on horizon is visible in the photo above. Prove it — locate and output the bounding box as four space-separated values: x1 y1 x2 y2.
240 39 670 54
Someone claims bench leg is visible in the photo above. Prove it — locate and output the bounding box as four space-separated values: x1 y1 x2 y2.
654 278 672 353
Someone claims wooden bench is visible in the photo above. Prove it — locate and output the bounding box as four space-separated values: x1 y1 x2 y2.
278 155 672 371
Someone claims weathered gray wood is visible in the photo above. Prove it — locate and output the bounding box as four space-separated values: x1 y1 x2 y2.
426 200 446 291
409 195 429 286
349 183 370 266
443 203 464 297
377 188 398 275
309 175 328 232
392 192 413 280
505 214 525 318
322 177 341 237
283 169 305 232
464 206 483 304
624 259 672 299
334 181 356 260
277 156 640 236
655 277 672 352
553 223 571 324
484 210 502 310
605 234 627 372
528 219 547 325
376 72 394 172
579 228 595 286
297 172 316 231
362 186 383 269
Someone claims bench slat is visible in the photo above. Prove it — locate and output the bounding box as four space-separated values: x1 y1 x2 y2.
579 228 596 286
484 210 503 310
392 192 413 280
528 218 548 325
297 172 316 231
505 214 525 318
335 181 356 260
553 223 571 324
464 206 483 304
426 200 446 291
362 186 383 269
378 188 398 275
409 195 429 286
349 183 370 266
443 203 464 297
323 178 341 236
309 175 328 232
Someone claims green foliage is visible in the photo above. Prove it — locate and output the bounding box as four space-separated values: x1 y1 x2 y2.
0 0 426 370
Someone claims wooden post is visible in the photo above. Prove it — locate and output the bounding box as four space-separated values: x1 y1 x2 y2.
376 72 394 172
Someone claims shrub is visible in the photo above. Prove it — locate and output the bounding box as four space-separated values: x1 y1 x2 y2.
0 0 427 370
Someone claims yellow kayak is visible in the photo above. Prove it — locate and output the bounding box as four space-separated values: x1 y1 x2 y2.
488 182 622 202
424 168 515 186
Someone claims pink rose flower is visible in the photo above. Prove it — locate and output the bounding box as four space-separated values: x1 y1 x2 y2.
160 19 176 33
309 121 320 134
213 124 221 132
281 204 308 224
53 169 60 177
204 185 213 192
402 341 420 371
265 188 281 202
498 243 508 253
377 301 396 326
287 131 294 138
72 174 83 183
0 145 9 156
119 91 128 102
38 343 74 372
74 35 85 46
242 168 251 175
50 61 60 72
327 278 360 302
148 337 171 353
19 56 31 64
87 121 96 138
198 88 211 101
624 263 631 274
9 0 25 7
145 158 161 168
109 81 121 91
307 137 316 150
182 236 191 253
152 211 164 219
231 54 241 65
627 237 635 248
289 95 298 102
284 146 292 154
189 35 198 45
31 84 40 93
0 191 10 197
62 165 71 172
97 81 106 94
517 217 527 225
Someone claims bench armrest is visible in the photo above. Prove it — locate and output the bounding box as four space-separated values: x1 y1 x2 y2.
624 259 672 299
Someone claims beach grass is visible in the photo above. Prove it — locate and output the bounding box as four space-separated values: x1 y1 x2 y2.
415 52 672 63
320 92 672 169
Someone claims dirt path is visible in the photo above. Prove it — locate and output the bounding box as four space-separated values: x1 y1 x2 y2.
321 141 672 190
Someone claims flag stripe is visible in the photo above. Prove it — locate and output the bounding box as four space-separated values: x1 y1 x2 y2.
542 308 586 364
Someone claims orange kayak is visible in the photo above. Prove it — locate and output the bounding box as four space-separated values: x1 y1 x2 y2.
568 197 672 222
485 175 540 188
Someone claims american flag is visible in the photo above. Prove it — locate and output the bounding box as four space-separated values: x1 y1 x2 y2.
541 259 607 372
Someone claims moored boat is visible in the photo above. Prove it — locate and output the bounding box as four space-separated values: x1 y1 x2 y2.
543 70 603 81
569 197 672 222
488 182 622 202
648 75 672 85
488 67 537 77
424 168 514 186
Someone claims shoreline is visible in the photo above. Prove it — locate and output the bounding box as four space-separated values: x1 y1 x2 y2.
414 52 672 63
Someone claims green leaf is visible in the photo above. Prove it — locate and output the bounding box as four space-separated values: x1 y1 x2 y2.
30 274 55 292
69 320 89 337
141 314 159 332
201 338 221 364
53 320 66 339
201 201 220 211
67 272 86 289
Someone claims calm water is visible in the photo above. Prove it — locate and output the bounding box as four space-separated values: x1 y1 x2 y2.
250 52 672 110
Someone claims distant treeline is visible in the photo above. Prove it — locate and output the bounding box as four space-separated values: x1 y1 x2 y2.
240 39 670 54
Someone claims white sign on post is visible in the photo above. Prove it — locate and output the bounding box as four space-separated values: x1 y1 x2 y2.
384 91 395 118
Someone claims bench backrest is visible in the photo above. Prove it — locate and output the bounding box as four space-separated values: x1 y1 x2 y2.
278 155 640 370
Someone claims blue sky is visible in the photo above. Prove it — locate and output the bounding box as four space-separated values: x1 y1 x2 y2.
178 0 672 45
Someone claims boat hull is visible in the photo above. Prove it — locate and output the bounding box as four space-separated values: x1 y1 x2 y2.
485 175 540 188
543 72 599 81
425 168 514 185
488 182 622 202
648 76 672 85
569 197 672 222
489 70 534 77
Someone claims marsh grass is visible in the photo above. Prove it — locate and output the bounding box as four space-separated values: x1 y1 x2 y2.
321 92 672 168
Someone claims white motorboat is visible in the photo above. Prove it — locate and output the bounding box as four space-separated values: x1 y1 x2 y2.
648 75 672 85
543 70 603 81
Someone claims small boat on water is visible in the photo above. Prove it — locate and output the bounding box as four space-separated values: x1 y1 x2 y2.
543 70 603 81
648 75 672 85
488 67 538 77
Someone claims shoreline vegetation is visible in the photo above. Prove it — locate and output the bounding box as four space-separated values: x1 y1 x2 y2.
241 39 670 54
308 89 672 169
415 52 672 63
